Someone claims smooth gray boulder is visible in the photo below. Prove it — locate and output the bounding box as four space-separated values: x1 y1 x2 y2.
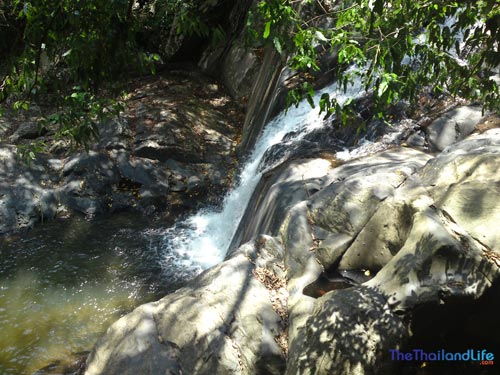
420 129 500 251
85 237 288 375
367 207 498 312
285 131 500 375
84 126 500 375
287 205 499 375
308 147 432 271
426 105 485 151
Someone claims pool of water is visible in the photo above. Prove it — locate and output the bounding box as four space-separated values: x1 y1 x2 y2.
0 213 181 375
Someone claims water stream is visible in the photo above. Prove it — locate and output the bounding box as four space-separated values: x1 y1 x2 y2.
1 73 383 375
157 77 364 275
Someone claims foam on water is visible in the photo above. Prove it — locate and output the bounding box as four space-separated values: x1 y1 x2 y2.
158 77 363 274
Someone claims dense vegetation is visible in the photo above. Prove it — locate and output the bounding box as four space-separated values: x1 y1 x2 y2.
1 0 499 157
0 0 227 157
254 0 500 121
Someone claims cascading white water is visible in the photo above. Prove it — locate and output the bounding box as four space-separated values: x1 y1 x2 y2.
159 76 363 276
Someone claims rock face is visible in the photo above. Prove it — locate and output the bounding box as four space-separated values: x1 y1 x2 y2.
237 46 287 154
0 71 244 235
0 146 60 233
85 236 288 375
425 105 485 151
199 1 258 101
85 110 500 374
286 130 500 375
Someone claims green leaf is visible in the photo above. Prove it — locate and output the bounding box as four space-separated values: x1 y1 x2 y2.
273 37 282 54
263 21 271 39
306 94 315 108
377 80 389 97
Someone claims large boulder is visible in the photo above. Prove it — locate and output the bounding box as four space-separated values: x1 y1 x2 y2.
0 146 60 235
425 105 485 151
420 129 500 250
308 148 432 271
83 125 500 375
287 286 408 375
85 236 287 375
285 130 500 375
288 204 499 375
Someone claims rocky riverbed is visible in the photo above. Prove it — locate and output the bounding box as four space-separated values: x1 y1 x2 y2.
0 70 245 237
83 99 500 375
0 69 246 375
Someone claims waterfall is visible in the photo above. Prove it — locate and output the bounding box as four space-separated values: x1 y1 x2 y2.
158 77 363 278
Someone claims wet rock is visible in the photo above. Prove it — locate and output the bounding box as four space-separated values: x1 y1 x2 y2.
238 46 286 154
0 196 15 235
57 152 119 216
0 146 55 234
232 158 333 249
39 190 59 221
425 105 485 151
58 190 106 217
113 151 169 195
32 351 89 375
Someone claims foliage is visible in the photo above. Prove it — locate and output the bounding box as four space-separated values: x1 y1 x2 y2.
42 88 124 150
1 0 140 153
136 0 226 58
15 140 46 164
252 0 500 122
0 0 225 154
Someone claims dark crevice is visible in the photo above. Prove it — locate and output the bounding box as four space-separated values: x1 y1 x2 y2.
397 278 500 375
303 269 374 298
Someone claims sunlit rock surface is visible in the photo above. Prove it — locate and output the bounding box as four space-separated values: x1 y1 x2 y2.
86 237 287 375
286 130 500 374
86 125 500 375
